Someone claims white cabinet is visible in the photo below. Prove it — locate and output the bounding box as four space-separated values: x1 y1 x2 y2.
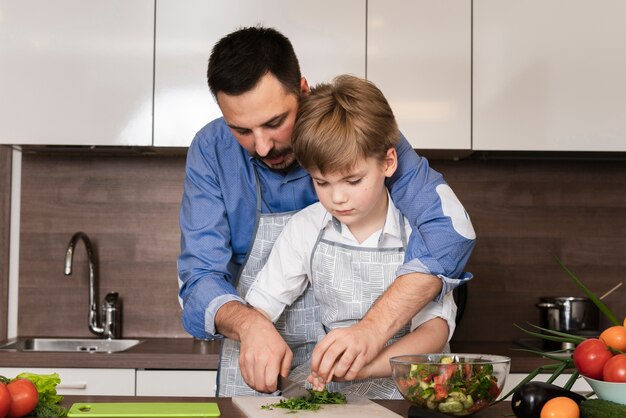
473 0 626 151
367 0 471 150
153 0 366 147
0 367 135 396
136 370 217 397
0 1 154 146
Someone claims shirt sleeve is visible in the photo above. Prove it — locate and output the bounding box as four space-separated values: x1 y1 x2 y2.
177 132 241 339
388 133 477 300
245 207 317 322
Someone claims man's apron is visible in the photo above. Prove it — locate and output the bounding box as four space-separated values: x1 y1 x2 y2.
289 215 411 399
217 170 324 397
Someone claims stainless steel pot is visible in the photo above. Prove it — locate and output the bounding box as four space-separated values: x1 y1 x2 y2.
536 296 599 333
536 296 599 350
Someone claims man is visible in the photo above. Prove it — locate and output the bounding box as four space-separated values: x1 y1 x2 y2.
178 26 476 396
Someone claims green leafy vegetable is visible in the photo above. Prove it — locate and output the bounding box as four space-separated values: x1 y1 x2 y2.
262 389 347 413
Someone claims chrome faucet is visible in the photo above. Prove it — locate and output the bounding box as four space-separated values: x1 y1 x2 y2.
64 232 121 339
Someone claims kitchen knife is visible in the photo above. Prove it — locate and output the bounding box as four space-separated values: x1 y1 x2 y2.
277 375 309 398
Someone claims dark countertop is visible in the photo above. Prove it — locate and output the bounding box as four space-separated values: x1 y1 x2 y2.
60 395 513 417
0 338 221 370
0 337 549 373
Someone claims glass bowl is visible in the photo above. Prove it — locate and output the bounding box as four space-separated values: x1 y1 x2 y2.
582 376 626 405
390 353 511 416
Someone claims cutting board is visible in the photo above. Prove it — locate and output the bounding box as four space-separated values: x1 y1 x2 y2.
67 402 220 417
232 396 402 418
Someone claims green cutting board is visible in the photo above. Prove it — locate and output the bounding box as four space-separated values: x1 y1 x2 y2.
67 402 220 417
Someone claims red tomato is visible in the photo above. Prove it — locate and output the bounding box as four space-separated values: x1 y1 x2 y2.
572 338 613 380
599 325 626 352
540 396 580 418
603 353 626 382
0 383 12 418
6 379 38 418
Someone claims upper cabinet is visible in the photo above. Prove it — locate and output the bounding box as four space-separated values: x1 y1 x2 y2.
0 1 154 146
473 0 626 151
153 0 366 147
367 0 471 150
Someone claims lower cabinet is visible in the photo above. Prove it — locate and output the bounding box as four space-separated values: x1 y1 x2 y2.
0 367 135 396
0 367 217 397
136 370 217 397
502 373 592 400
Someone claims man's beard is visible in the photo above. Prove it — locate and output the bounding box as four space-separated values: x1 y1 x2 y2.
254 147 296 170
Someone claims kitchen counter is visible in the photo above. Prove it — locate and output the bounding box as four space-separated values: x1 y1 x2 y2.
60 395 513 417
0 338 220 369
0 338 548 373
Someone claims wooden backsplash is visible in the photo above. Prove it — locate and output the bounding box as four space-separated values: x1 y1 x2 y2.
14 151 626 342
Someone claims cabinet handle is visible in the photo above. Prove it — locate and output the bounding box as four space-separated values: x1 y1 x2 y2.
57 382 88 390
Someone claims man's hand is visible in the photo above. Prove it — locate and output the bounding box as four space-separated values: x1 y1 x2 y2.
216 301 292 393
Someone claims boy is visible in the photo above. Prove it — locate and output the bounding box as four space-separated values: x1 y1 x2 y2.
245 75 458 399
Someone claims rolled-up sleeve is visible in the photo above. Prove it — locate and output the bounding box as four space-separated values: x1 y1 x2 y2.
389 133 476 301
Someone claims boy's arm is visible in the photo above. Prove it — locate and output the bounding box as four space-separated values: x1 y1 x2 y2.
310 317 449 389
245 210 314 321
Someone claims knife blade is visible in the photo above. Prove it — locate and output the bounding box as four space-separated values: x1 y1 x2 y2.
277 375 309 398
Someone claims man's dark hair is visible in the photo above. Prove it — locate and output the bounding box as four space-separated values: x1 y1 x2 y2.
207 26 302 98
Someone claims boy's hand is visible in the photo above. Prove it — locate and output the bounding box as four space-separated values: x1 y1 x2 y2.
309 322 384 384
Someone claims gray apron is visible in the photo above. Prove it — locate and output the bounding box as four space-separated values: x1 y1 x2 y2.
217 169 324 397
290 214 410 399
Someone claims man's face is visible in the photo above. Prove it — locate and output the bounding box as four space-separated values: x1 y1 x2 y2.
217 73 307 170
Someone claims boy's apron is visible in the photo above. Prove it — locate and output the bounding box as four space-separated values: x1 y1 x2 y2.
217 169 323 397
290 214 411 399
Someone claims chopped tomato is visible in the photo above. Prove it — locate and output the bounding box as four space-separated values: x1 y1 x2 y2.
433 383 448 401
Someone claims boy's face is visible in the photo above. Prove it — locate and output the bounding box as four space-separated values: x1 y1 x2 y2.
217 73 309 170
309 149 398 232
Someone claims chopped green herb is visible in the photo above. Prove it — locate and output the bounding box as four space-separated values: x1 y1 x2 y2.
262 389 347 413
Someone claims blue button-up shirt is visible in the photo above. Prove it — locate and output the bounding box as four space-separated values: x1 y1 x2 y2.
178 118 475 339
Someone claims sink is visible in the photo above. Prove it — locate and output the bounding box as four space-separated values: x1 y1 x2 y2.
0 338 143 353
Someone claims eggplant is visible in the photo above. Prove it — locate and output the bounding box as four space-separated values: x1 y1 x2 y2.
511 381 586 418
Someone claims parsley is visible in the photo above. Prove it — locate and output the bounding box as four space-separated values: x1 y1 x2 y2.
262 389 347 412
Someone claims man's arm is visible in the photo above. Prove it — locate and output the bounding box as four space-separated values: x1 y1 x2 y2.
178 134 243 339
310 133 476 382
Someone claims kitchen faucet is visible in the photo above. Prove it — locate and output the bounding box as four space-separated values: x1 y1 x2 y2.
64 232 121 339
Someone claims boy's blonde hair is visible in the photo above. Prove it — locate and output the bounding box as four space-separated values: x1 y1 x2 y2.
293 75 399 175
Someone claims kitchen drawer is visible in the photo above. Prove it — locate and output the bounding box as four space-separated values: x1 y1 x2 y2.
0 367 135 396
136 370 217 397
502 373 593 400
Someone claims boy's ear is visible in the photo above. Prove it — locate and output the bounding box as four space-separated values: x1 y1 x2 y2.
383 148 398 177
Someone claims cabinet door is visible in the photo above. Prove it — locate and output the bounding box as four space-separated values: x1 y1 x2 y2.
367 0 471 150
0 1 154 146
0 367 135 395
136 370 217 397
473 0 626 151
154 0 366 147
